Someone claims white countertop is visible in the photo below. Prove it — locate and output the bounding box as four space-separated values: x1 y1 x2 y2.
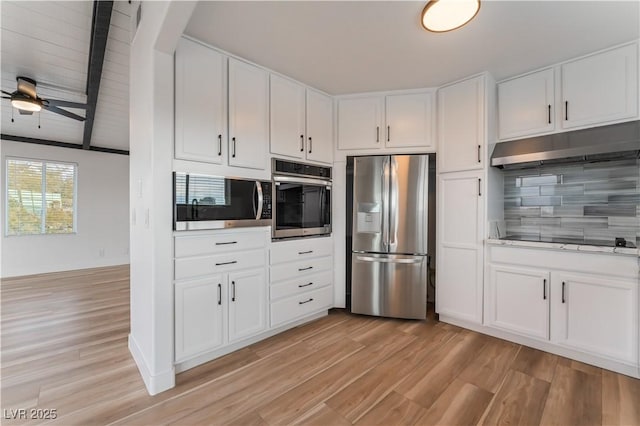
486 238 639 256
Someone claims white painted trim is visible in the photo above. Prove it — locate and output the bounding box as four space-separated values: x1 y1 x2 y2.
175 310 328 373
439 314 640 379
128 334 176 395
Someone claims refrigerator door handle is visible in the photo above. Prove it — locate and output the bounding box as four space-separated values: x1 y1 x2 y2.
356 255 423 264
389 157 398 247
382 157 390 249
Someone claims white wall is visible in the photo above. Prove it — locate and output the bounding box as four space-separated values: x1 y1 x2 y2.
128 0 196 396
0 141 129 278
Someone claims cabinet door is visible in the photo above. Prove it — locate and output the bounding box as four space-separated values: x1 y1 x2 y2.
306 89 334 164
385 92 434 149
228 58 269 170
562 43 638 129
487 265 550 340
498 68 555 140
552 272 638 364
174 276 225 361
270 74 306 160
337 96 384 150
438 75 485 173
436 171 484 323
228 268 267 343
175 38 226 164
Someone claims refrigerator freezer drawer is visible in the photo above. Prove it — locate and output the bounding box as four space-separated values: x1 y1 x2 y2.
351 253 427 320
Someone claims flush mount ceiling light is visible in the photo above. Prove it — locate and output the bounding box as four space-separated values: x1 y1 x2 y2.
11 94 42 112
421 0 481 33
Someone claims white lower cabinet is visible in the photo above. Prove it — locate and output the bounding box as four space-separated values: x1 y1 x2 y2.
487 245 639 374
174 276 225 361
228 269 268 343
551 272 638 364
174 229 268 364
270 237 334 327
487 265 549 340
436 171 484 324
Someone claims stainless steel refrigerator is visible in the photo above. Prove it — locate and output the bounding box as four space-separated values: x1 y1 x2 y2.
350 155 429 320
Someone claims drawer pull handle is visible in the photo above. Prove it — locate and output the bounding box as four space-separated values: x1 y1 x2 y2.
215 241 238 246
298 282 313 288
216 260 238 266
299 298 314 305
298 266 313 271
298 250 313 255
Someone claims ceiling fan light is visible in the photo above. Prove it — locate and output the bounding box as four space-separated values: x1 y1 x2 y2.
11 97 42 112
421 0 480 33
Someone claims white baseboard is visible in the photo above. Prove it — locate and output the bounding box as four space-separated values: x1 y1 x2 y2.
175 310 328 373
439 315 640 379
128 334 176 395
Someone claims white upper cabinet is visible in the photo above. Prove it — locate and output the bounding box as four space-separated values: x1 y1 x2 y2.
496 42 639 140
270 76 334 164
306 89 334 164
385 92 434 149
337 92 435 151
270 74 306 160
337 95 384 150
498 68 555 140
175 38 227 164
438 75 485 173
228 57 269 170
561 43 638 129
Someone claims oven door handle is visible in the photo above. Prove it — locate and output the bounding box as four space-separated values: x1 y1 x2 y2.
273 175 332 187
254 181 264 220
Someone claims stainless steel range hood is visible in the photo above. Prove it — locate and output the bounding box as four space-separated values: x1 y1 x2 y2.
491 121 640 168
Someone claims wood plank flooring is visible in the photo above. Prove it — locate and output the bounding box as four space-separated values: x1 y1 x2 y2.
2 265 639 425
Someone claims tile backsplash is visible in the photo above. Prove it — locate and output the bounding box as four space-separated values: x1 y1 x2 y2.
503 158 640 246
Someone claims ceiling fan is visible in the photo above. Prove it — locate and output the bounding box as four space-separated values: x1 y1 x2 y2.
2 76 86 121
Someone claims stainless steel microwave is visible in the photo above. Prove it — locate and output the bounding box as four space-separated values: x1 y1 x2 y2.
173 172 272 231
272 159 331 239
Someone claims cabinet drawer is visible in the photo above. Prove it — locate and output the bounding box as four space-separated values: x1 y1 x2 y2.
270 270 332 301
270 256 332 283
175 249 265 280
271 286 333 327
270 237 332 265
175 231 266 258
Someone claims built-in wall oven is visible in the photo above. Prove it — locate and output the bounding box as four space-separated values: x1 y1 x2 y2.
272 159 332 239
173 172 272 231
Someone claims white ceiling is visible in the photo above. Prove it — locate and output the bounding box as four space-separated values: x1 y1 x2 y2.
185 1 640 95
1 1 131 150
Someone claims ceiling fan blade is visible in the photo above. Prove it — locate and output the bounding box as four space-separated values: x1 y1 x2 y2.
43 105 86 121
43 98 87 109
2 90 14 96
18 109 34 115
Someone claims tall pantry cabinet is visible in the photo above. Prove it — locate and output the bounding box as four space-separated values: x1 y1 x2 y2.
436 74 493 325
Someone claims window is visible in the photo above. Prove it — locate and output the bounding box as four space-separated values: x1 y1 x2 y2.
6 158 77 236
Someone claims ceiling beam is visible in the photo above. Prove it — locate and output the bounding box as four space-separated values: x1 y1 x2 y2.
2 134 129 156
82 0 114 150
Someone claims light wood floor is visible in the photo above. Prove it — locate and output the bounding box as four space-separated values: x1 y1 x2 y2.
1 265 639 425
